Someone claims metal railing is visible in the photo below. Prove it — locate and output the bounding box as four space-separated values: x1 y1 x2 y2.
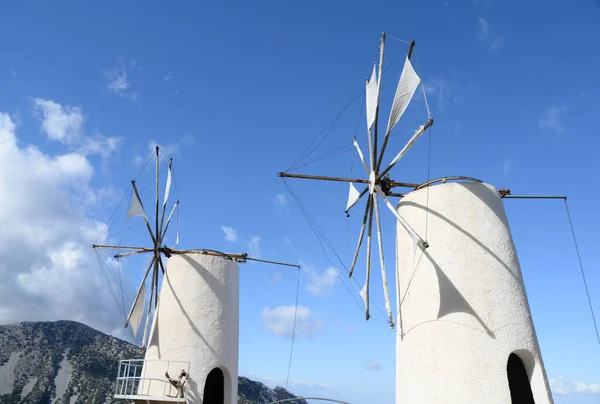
115 359 190 402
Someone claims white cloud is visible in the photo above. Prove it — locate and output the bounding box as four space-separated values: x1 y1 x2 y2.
32 98 120 165
476 16 504 51
275 193 288 213
303 264 338 297
149 138 178 157
550 377 600 395
262 305 324 339
247 236 262 257
221 226 238 242
0 111 129 337
10 68 16 79
181 133 194 147
163 75 172 83
502 158 512 174
103 57 139 100
539 105 567 134
364 360 381 371
423 77 461 110
32 98 84 145
271 272 283 285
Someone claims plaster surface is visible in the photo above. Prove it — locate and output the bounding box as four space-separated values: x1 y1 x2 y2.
138 254 239 404
395 181 553 403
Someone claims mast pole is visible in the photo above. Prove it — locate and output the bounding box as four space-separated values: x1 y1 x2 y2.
159 158 172 239
155 146 160 247
372 32 386 172
153 146 160 316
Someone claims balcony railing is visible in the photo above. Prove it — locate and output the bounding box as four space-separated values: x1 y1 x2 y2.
114 359 191 402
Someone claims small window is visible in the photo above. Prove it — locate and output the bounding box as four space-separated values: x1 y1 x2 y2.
507 353 535 403
203 368 224 404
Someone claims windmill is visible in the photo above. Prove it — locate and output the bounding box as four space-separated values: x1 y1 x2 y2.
94 146 297 349
279 33 432 326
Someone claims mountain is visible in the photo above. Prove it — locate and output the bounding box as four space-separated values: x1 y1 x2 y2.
0 321 307 404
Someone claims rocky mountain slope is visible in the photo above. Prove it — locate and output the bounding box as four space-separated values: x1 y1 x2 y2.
0 321 306 404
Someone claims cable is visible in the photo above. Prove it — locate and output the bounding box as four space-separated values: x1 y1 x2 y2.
564 199 600 349
285 267 301 390
283 178 389 324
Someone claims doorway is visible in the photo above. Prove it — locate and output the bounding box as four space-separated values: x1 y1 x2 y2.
507 353 535 403
203 368 224 404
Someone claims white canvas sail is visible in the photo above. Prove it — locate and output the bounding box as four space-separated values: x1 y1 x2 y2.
163 165 172 208
346 183 360 211
127 191 147 219
365 63 379 130
128 282 146 338
385 57 421 135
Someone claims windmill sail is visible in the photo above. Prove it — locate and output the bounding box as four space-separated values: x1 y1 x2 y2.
163 164 172 208
346 183 360 212
385 57 421 136
365 63 379 130
128 283 146 338
127 191 147 218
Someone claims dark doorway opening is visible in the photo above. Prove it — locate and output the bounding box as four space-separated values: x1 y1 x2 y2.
203 368 224 404
507 353 535 403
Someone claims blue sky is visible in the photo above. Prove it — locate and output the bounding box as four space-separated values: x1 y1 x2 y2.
1 0 600 403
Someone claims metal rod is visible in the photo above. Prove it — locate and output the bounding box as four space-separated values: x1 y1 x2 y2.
155 146 160 246
278 172 419 188
279 172 369 184
158 157 172 239
245 257 301 268
407 40 416 59
503 196 567 200
114 249 154 259
92 244 148 250
372 32 386 173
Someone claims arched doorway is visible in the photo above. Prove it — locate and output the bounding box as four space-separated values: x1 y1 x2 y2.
507 353 535 403
203 368 224 404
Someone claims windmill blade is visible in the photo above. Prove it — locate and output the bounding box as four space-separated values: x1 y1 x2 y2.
375 186 427 249
346 183 361 212
126 255 156 331
373 195 394 326
363 200 374 321
115 248 154 259
142 261 158 348
377 118 434 182
352 137 370 175
161 201 180 241
132 180 157 245
365 63 379 130
159 158 173 237
127 186 147 219
129 282 146 339
158 254 167 275
349 195 372 278
384 57 421 137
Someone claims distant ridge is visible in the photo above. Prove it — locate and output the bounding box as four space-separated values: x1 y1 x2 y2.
0 320 306 404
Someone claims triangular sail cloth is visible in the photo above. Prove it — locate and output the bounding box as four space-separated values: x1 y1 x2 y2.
127 191 147 219
385 57 421 135
128 283 146 338
365 63 379 130
346 183 360 211
163 165 172 208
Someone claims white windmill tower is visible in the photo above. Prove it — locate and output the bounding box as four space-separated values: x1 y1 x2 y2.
93 147 299 404
279 33 555 403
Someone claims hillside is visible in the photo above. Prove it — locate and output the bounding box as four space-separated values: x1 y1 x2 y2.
0 320 306 404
